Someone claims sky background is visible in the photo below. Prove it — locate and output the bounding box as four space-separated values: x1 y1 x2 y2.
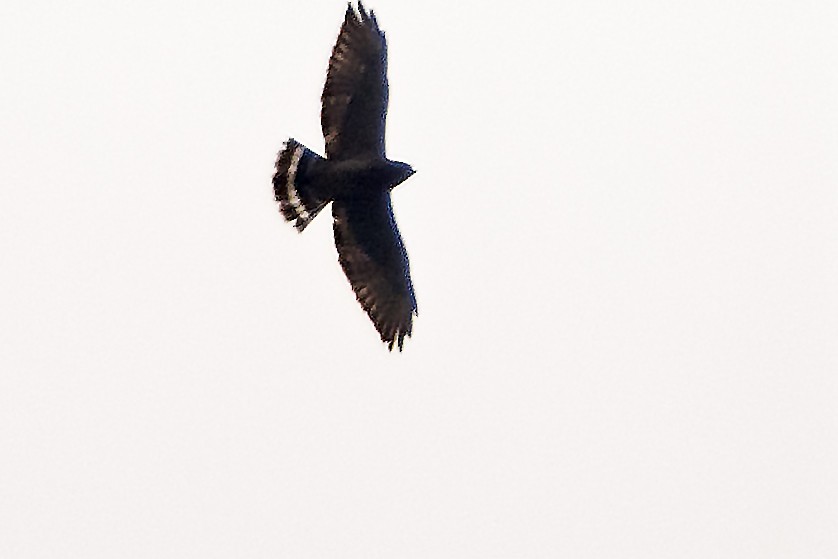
1 0 837 557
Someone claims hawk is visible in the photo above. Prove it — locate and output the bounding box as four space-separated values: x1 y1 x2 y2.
273 1 417 351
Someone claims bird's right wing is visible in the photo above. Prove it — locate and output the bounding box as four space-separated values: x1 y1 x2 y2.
321 2 388 160
332 192 416 350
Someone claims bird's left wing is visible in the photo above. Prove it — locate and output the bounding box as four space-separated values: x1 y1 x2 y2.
321 2 388 160
333 192 416 350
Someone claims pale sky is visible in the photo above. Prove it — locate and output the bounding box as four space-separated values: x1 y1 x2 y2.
1 1 837 557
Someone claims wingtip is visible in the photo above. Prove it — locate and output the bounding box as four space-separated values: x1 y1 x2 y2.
383 327 411 352
345 2 358 23
340 2 384 40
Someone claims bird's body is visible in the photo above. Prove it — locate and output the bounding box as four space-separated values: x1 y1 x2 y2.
323 159 414 200
273 2 417 351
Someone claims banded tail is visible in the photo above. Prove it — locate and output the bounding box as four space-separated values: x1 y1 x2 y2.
273 139 330 231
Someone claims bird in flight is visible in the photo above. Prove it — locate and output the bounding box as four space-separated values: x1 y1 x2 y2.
273 1 417 351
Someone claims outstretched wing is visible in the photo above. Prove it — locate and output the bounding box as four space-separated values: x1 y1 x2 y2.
321 1 388 160
333 192 416 350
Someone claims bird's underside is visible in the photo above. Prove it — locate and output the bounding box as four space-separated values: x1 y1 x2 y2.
272 1 417 351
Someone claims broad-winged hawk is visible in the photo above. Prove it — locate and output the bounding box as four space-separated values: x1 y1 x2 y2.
273 2 417 351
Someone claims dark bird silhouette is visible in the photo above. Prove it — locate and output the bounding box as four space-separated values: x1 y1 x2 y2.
273 2 417 351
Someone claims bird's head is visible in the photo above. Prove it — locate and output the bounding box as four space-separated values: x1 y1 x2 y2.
388 160 415 190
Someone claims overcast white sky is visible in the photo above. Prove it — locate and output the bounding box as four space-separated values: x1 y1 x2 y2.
1 0 837 557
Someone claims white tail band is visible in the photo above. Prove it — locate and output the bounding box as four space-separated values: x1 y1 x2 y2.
285 146 310 221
